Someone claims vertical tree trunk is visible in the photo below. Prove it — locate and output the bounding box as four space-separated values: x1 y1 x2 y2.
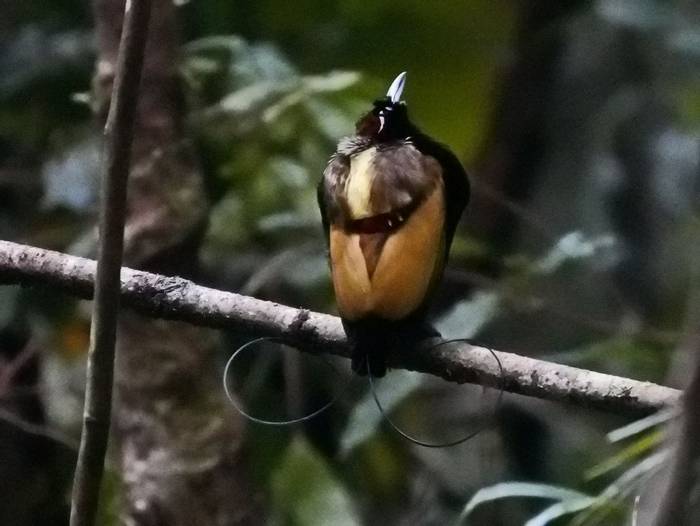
470 1 583 257
92 1 263 524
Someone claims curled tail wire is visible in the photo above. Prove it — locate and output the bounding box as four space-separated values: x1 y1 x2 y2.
223 335 505 449
367 338 505 448
222 337 353 426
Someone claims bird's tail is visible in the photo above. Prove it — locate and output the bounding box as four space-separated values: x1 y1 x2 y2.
344 318 441 377
351 340 387 377
344 321 388 377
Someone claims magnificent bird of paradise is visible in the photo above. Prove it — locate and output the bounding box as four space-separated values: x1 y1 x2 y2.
318 72 469 376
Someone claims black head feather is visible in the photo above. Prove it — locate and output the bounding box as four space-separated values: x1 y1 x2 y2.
355 97 419 142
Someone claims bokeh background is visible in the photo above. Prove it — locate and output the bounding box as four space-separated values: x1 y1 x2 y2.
1 0 700 524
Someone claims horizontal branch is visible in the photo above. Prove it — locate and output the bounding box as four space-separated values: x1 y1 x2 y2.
0 239 680 416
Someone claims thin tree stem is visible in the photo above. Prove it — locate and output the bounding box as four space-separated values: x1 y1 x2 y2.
69 1 151 525
650 349 700 525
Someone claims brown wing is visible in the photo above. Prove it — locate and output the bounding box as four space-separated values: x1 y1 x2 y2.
317 153 350 243
410 134 469 252
368 144 438 216
322 143 439 220
323 144 447 321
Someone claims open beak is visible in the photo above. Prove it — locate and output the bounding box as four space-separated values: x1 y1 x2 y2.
386 71 407 103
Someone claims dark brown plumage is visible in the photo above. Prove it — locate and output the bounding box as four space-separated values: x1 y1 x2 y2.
318 73 469 376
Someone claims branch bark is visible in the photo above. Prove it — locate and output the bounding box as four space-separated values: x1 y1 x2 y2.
0 240 679 417
69 1 151 525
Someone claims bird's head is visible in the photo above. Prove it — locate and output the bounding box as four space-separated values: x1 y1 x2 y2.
355 72 417 141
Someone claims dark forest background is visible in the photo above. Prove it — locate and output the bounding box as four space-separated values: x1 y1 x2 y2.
1 0 700 524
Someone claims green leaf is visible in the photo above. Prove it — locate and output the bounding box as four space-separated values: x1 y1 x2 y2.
671 29 700 58
585 430 663 480
183 34 248 54
599 450 667 501
185 36 296 85
41 136 100 211
459 482 593 522
96 466 122 526
435 291 499 340
201 80 296 129
303 71 361 93
606 409 675 443
535 231 616 275
596 0 672 29
525 496 597 526
306 98 356 141
572 451 667 525
271 436 360 526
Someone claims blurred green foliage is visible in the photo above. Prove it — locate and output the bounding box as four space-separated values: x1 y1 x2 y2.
2 0 700 524
270 436 360 525
184 0 515 158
